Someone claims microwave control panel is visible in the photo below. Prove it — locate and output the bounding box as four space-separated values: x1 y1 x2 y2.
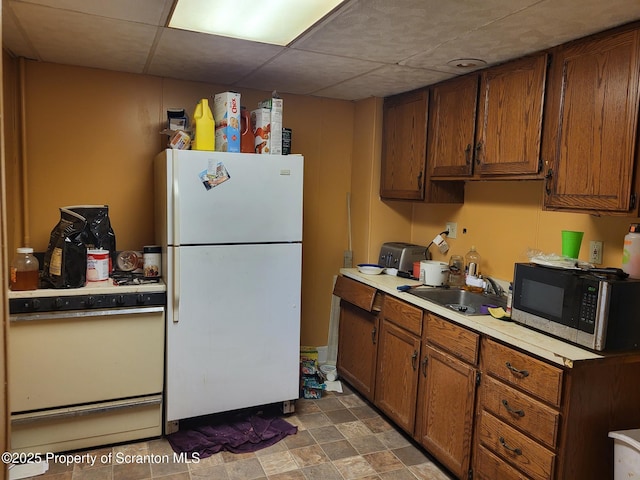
578 280 601 333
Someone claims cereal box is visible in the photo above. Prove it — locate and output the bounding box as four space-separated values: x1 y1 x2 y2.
258 97 283 154
213 92 241 152
251 108 271 154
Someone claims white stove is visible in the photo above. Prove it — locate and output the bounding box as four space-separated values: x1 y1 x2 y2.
8 281 167 454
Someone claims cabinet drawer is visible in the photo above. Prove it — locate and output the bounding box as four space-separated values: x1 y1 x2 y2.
482 339 563 407
382 296 423 336
478 410 555 480
481 376 559 449
334 276 379 312
474 444 531 480
425 314 479 364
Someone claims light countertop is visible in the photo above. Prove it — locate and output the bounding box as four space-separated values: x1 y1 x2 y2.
340 268 603 367
7 279 166 298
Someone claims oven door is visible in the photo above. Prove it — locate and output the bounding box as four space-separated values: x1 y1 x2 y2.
512 263 581 328
9 306 165 413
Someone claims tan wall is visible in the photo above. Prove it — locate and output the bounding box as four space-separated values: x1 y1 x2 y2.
350 97 412 266
7 60 355 347
412 181 636 281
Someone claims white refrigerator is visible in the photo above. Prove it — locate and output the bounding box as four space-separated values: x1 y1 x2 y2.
154 149 303 427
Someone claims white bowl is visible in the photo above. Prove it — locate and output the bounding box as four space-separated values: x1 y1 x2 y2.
357 263 384 275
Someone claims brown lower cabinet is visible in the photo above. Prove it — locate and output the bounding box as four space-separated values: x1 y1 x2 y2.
334 275 640 479
374 296 423 432
414 314 480 479
334 276 381 401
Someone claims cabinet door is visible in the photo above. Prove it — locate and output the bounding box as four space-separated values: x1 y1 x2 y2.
337 302 379 401
542 28 640 213
475 54 547 178
375 319 421 433
415 345 477 480
427 75 479 178
380 89 428 200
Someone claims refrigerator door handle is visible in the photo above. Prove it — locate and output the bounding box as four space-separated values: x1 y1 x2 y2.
172 156 180 246
173 250 180 323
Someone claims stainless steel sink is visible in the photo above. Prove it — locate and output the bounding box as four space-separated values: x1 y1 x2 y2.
407 287 506 315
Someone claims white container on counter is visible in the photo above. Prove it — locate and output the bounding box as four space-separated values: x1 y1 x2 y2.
622 224 640 279
143 245 161 278
86 249 109 282
420 260 449 286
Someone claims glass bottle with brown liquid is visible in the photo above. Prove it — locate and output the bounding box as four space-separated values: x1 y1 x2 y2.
10 247 39 291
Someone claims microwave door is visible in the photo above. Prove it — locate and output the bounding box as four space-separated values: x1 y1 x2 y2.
513 264 580 328
515 277 577 328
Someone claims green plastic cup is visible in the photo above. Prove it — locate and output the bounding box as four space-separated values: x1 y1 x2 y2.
561 230 584 259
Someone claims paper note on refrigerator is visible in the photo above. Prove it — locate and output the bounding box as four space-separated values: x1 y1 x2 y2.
199 161 230 190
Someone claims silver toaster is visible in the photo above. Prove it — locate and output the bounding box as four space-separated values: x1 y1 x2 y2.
378 242 430 276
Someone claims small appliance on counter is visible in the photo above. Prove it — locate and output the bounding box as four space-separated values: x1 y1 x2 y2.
512 262 640 351
379 242 429 277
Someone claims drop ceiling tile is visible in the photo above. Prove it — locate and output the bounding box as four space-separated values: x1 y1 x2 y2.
2 3 39 59
10 2 158 73
147 28 284 86
313 65 453 101
405 0 640 69
293 0 540 64
235 49 383 96
10 0 172 25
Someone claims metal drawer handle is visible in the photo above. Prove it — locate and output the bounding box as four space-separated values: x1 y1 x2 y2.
421 356 428 377
499 436 522 455
371 326 377 344
505 362 529 377
502 399 525 417
411 351 418 370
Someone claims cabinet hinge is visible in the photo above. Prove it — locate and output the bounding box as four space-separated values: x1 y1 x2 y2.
475 371 481 386
631 192 637 210
468 468 473 480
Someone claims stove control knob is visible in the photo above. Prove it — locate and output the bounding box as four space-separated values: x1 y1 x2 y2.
136 294 147 305
116 295 126 306
30 299 41 310
53 297 64 309
86 296 96 307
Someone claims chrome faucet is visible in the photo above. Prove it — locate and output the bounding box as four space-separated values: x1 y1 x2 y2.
485 276 504 297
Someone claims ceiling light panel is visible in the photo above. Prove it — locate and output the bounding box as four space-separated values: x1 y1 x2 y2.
169 0 345 46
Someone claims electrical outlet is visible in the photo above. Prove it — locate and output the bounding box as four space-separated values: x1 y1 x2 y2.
446 222 458 239
589 240 603 265
343 250 353 268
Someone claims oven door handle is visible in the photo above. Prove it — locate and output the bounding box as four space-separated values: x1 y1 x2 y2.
10 306 165 322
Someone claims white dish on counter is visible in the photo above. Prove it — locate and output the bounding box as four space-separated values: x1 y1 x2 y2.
357 264 385 275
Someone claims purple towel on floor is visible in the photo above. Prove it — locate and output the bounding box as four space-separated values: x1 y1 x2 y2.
167 415 298 459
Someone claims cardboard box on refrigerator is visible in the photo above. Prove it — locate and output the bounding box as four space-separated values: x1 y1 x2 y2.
213 92 241 152
258 97 283 154
251 108 271 154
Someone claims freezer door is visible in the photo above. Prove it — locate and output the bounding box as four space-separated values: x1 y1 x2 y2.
165 244 301 421
163 150 303 245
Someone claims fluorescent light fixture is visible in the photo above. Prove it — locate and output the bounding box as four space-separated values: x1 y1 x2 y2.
169 0 346 46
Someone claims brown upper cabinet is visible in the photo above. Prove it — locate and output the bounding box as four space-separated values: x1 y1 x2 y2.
542 27 640 214
427 54 547 180
381 89 464 202
381 89 429 200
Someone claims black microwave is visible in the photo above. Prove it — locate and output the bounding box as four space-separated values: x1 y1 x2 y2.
511 263 640 351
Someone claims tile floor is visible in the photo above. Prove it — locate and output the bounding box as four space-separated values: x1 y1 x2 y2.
20 384 454 480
